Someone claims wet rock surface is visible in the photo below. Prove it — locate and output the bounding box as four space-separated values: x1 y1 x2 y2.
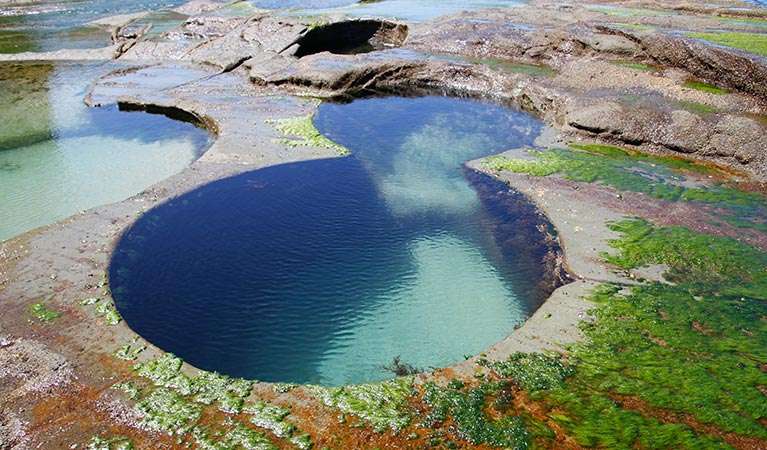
1 0 767 448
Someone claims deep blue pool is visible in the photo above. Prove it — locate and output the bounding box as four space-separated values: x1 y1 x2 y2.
109 96 555 385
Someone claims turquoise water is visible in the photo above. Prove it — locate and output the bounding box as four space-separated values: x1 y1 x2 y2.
110 96 555 386
0 62 212 241
0 0 186 53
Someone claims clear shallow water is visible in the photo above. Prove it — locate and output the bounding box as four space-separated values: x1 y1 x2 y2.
0 0 186 53
0 62 212 241
110 96 549 386
272 0 524 22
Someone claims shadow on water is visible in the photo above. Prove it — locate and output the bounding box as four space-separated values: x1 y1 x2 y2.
109 95 564 386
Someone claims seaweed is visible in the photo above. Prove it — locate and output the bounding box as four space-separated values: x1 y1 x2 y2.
603 218 767 299
191 371 253 414
309 377 414 432
273 383 298 393
193 423 278 450
136 388 201 435
687 31 767 57
267 115 349 155
134 354 253 413
243 401 296 438
483 143 766 231
611 60 656 72
114 341 146 361
421 381 530 448
87 435 134 450
677 100 717 115
113 381 141 400
683 80 728 95
484 353 573 392
535 220 767 445
94 300 122 326
29 301 61 322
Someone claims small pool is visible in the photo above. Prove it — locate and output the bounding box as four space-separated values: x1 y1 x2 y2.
0 0 187 53
110 96 555 385
0 62 212 241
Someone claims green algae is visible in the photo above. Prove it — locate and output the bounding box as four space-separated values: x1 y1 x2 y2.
29 301 61 322
481 218 767 447
113 381 141 400
80 297 100 306
0 63 54 150
192 372 253 414
94 300 122 325
609 23 655 32
483 143 767 232
290 433 313 450
421 381 530 448
134 354 253 414
483 353 573 392
677 100 718 115
273 382 298 393
611 60 656 72
468 57 556 77
243 401 296 438
309 377 414 432
87 435 134 450
479 143 767 447
683 80 728 95
115 340 146 361
687 31 767 57
117 352 315 446
193 423 278 450
586 6 672 17
268 115 349 155
603 219 767 299
137 387 202 435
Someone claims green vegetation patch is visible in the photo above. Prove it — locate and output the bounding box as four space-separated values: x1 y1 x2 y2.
123 353 311 446
289 433 313 450
193 423 278 450
500 219 767 447
243 401 296 438
115 341 146 361
94 300 122 326
422 380 530 448
688 31 767 57
611 60 656 72
586 6 671 17
134 354 253 413
137 388 202 435
87 435 134 450
609 23 655 32
29 301 61 322
268 115 349 155
677 100 718 115
469 57 556 77
113 381 141 400
484 353 573 392
683 80 728 95
604 218 767 298
483 143 767 232
309 377 415 432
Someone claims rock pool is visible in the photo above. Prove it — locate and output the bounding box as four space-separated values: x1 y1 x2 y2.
0 62 212 241
0 0 187 53
109 96 557 386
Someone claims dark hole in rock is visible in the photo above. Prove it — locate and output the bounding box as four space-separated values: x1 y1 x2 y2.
290 19 408 57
